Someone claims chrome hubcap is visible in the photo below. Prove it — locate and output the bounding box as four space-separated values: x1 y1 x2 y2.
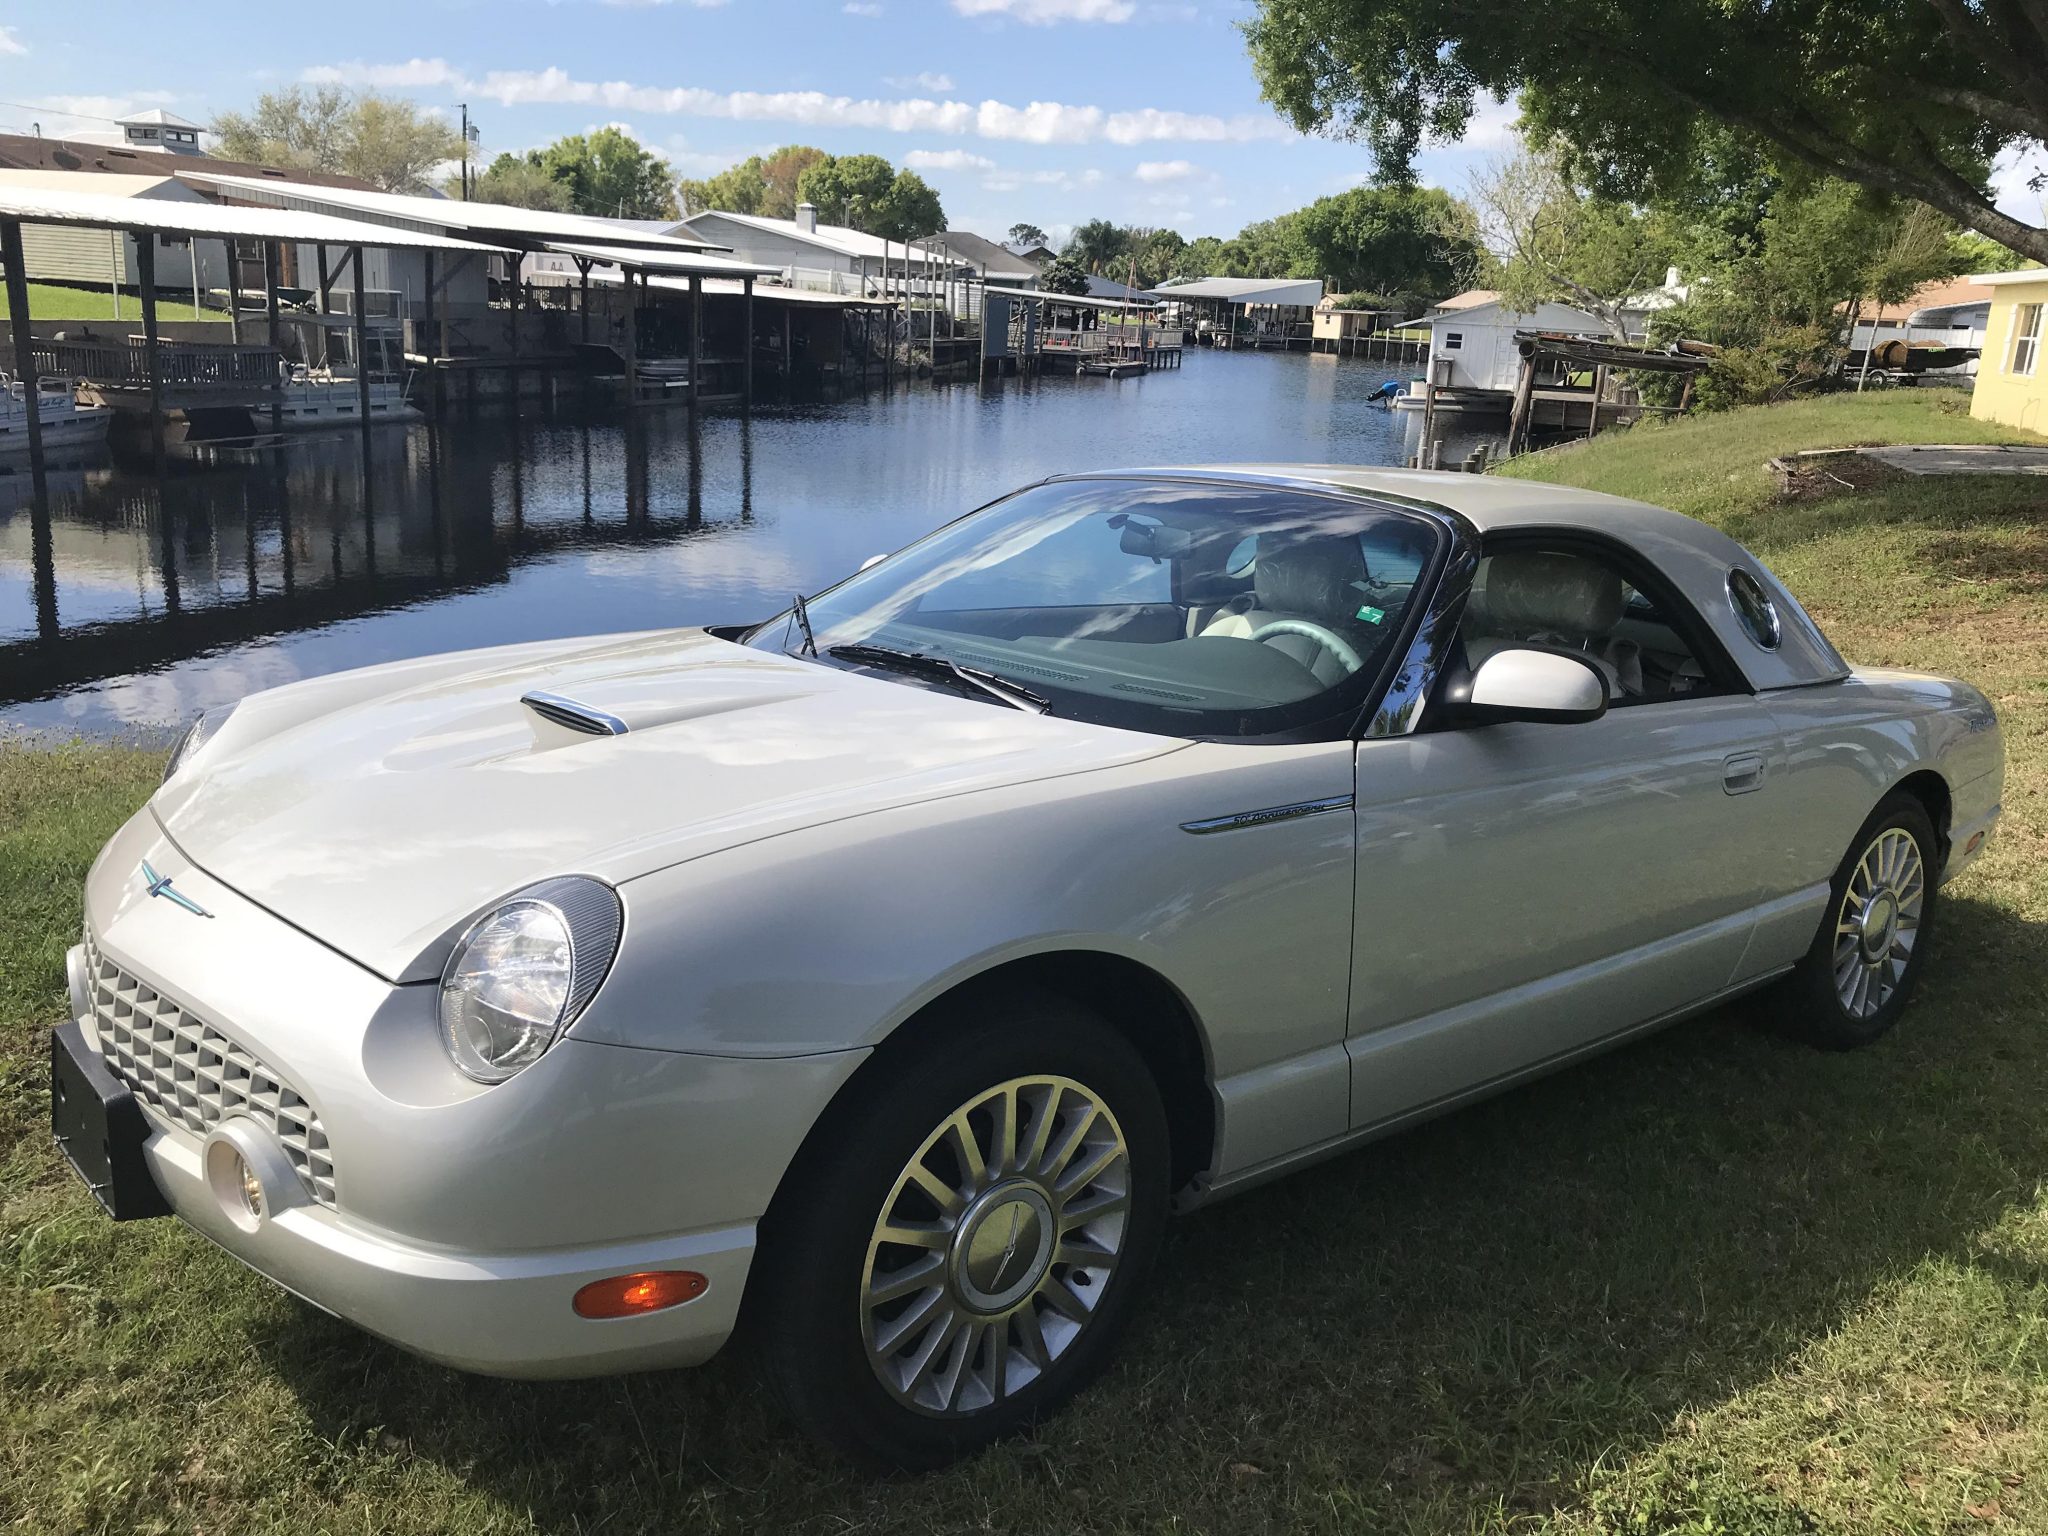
1833 827 1925 1019
861 1074 1131 1417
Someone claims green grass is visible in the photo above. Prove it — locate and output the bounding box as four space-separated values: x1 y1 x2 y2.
4 389 2048 1532
0 282 226 323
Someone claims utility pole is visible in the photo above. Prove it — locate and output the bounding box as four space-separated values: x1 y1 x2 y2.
458 104 474 198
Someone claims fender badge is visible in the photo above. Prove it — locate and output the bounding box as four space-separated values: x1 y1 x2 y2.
140 859 213 919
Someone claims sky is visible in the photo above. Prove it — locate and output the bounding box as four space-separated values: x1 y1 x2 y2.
0 0 1517 244
0 1 2040 249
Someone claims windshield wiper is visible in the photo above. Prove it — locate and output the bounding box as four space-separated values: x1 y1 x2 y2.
790 591 819 657
828 643 1051 714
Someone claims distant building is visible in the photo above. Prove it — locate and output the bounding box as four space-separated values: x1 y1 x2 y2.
54 108 209 157
1422 297 1608 393
672 204 958 290
915 230 1042 286
1968 269 2048 432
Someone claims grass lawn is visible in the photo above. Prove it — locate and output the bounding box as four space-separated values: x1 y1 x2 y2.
0 282 225 324
3 388 2047 1533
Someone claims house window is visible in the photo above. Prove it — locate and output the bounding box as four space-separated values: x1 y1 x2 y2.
2009 303 2042 376
1444 332 1463 350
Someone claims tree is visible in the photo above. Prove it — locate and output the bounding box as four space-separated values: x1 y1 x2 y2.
1064 219 1129 273
1464 145 1676 337
1039 254 1090 295
1293 184 1480 301
796 155 943 238
798 154 896 225
213 86 461 193
1008 222 1050 249
679 156 768 216
461 153 573 211
536 128 676 219
760 146 829 219
1245 0 2048 264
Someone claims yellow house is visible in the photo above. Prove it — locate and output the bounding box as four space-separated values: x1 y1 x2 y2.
1970 269 2048 432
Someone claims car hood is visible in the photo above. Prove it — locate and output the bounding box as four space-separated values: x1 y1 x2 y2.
154 628 1183 983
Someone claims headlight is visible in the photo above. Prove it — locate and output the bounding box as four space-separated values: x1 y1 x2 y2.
162 703 237 785
439 876 623 1084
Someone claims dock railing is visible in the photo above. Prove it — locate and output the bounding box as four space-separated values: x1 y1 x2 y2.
33 336 279 390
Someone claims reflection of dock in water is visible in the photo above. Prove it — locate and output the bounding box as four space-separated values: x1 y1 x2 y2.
0 414 748 712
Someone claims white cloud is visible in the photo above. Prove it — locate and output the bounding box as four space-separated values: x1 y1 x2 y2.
954 0 1135 20
885 72 955 92
905 148 996 171
304 59 1292 147
1426 92 1518 150
1134 158 1197 182
0 26 25 55
590 0 730 7
981 165 1103 193
844 1 883 13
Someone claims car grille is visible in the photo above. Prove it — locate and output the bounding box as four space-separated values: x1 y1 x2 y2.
81 933 338 1209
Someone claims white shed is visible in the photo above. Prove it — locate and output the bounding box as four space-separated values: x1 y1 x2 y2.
1426 297 1606 392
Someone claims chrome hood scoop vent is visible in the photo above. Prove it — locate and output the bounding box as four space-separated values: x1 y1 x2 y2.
521 691 628 746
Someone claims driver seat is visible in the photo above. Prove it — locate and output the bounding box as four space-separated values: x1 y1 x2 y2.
1462 550 1643 698
1199 535 1376 685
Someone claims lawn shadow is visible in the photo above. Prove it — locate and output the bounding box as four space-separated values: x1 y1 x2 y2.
252 894 2048 1533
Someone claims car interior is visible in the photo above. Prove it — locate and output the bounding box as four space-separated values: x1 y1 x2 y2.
1457 546 1713 704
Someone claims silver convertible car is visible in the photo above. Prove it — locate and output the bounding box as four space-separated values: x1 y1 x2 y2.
53 466 2002 1467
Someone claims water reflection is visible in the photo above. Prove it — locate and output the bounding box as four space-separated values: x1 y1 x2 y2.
1 351 1499 736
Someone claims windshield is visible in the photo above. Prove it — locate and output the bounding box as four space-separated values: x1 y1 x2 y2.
745 476 1444 738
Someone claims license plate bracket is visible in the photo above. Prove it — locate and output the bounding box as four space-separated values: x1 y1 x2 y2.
50 1020 171 1221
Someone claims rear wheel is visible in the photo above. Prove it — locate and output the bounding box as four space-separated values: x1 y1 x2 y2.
1768 792 1939 1049
751 997 1171 1469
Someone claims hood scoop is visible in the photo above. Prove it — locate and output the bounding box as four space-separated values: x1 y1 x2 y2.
522 690 629 748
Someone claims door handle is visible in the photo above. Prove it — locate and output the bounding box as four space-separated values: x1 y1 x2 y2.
1722 751 1766 795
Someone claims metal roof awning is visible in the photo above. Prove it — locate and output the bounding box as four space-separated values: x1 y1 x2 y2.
543 241 779 277
0 180 514 254
180 171 730 252
1150 276 1325 306
983 283 1160 312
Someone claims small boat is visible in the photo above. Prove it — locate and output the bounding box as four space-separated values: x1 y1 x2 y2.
271 365 423 430
0 375 112 457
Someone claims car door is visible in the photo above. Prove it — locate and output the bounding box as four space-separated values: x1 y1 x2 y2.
1345 536 1784 1132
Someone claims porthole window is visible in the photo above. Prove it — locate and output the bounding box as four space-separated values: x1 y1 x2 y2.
1728 568 1781 650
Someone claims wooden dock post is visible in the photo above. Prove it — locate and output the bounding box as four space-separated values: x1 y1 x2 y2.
576 257 592 344
689 273 703 410
351 245 371 441
622 269 638 402
781 299 793 393
1587 364 1609 439
136 237 166 470
315 243 333 366
742 275 755 408
1506 353 1536 457
264 240 282 436
224 238 241 343
1 219 49 499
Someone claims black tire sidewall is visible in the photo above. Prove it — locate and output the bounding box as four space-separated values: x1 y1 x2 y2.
753 995 1172 1470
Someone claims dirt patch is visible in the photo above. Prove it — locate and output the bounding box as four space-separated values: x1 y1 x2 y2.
1769 451 1906 502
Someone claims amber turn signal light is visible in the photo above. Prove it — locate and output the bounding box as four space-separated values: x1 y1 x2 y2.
573 1270 708 1319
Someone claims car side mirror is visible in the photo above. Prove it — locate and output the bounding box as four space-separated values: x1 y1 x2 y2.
859 554 887 572
1457 647 1609 725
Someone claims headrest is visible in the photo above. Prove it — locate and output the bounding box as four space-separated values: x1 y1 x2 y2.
1254 535 1370 622
1472 551 1625 638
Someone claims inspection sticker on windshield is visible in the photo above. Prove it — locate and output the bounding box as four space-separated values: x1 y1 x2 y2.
1355 605 1385 625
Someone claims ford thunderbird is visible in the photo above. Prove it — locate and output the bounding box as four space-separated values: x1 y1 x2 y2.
52 466 2003 1467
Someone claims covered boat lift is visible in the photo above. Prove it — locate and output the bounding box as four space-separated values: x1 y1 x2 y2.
979 284 1179 378
1149 276 1325 350
0 178 514 480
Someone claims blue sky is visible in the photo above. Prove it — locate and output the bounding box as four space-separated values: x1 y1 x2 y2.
0 0 1519 243
2 1 2039 246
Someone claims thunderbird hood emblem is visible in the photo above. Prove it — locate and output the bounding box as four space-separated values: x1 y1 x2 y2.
140 860 213 919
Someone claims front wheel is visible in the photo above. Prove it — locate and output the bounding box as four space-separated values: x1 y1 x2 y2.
1767 792 1939 1049
751 998 1171 1469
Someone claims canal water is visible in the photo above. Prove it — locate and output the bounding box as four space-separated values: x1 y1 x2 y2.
1 349 1500 737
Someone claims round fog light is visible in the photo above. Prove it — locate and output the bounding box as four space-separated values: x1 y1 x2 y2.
201 1120 298 1234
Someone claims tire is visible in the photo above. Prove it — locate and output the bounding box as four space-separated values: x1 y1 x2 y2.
1766 791 1940 1050
750 993 1172 1470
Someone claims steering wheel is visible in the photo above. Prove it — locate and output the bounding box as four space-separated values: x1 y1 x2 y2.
1247 619 1365 675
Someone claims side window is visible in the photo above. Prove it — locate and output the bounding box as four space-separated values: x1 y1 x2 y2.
1462 544 1716 706
2010 303 2041 377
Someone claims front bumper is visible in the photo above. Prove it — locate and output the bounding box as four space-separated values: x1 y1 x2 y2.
68 808 867 1378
